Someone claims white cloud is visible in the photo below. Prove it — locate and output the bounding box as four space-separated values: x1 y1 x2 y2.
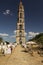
0 33 9 37
24 32 27 36
28 32 39 38
3 10 12 15
10 30 16 38
14 30 16 34
10 35 16 38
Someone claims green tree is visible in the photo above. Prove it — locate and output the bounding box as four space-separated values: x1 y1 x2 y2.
29 33 43 46
5 41 10 45
0 37 3 44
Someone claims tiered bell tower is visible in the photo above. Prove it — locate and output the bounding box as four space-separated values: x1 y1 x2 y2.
16 0 25 44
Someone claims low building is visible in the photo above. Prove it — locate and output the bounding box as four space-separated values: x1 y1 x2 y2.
26 41 39 48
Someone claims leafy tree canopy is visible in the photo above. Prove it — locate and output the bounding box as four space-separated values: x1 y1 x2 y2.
29 33 43 45
0 37 3 44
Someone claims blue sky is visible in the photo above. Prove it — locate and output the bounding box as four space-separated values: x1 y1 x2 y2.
0 0 43 42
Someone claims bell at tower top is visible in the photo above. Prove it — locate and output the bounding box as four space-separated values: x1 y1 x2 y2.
20 0 22 5
19 0 24 9
20 0 22 3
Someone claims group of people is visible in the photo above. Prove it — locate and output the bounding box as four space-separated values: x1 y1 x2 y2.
1 45 13 55
0 43 18 55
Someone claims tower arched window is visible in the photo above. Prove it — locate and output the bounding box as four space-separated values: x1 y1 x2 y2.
20 6 22 9
20 20 22 22
19 30 22 36
19 25 22 30
20 13 22 18
19 37 22 44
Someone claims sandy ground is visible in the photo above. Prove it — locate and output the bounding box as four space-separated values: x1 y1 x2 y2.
0 45 43 65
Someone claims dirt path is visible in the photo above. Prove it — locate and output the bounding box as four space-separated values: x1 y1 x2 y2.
0 45 43 65
6 45 29 65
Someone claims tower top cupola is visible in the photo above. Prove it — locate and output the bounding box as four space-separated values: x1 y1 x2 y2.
20 0 22 3
19 0 24 10
19 0 23 5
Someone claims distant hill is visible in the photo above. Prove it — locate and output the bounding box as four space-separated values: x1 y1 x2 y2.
29 33 43 45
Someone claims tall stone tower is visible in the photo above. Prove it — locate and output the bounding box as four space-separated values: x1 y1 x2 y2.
16 0 25 44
